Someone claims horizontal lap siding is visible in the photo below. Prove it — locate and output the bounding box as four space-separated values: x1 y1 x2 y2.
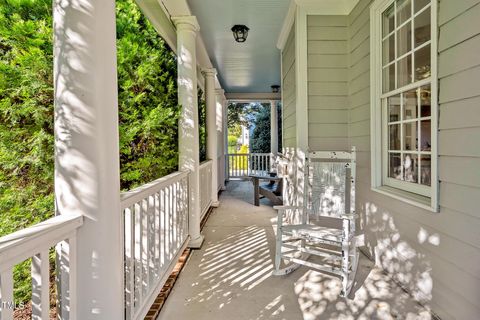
347 0 480 319
282 25 296 148
307 15 349 150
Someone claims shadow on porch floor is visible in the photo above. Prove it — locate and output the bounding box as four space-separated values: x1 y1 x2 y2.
158 181 432 320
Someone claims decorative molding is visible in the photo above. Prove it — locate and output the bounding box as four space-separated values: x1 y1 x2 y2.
277 0 296 50
225 92 281 102
171 15 200 32
201 67 217 77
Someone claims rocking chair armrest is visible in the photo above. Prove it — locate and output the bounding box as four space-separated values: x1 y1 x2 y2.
273 205 303 211
340 213 357 220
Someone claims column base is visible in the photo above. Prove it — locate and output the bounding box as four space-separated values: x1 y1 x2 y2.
188 234 205 249
212 201 220 207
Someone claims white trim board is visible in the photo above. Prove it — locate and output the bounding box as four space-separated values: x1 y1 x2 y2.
225 92 281 102
277 1 297 50
277 0 360 50
295 6 308 151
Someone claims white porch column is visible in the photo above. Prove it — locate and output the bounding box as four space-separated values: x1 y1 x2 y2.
216 89 226 190
53 0 122 318
202 68 219 206
270 100 278 155
172 16 204 248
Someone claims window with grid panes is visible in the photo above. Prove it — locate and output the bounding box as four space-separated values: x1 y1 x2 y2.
371 0 437 204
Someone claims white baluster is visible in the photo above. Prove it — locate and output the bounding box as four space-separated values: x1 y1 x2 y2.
0 268 14 320
32 249 50 320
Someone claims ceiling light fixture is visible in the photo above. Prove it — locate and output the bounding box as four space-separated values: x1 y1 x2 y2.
271 85 280 93
231 25 250 43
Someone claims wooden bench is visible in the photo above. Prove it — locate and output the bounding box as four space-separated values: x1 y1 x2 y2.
259 178 283 205
250 174 283 206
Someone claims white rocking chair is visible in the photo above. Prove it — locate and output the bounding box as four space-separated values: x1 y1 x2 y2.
273 147 359 297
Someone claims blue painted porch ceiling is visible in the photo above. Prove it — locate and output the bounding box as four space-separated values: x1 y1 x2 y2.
187 0 290 93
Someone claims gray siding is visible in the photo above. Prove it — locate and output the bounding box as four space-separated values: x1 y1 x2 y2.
307 15 349 150
282 24 296 148
346 0 480 319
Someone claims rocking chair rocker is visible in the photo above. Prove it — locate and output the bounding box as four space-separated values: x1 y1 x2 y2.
273 147 359 297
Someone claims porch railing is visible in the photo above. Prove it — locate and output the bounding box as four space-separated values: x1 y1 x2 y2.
121 171 190 320
227 153 272 179
199 160 213 219
0 214 83 320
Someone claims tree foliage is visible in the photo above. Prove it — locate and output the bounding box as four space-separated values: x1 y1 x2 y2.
117 0 180 190
227 102 260 128
0 0 195 303
250 103 282 153
198 88 207 162
250 106 271 153
0 0 54 237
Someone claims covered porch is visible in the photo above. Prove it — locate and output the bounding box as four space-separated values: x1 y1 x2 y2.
0 0 479 319
159 181 430 320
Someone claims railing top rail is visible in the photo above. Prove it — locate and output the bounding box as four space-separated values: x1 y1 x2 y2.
0 214 83 269
227 153 272 156
120 170 189 209
199 159 213 169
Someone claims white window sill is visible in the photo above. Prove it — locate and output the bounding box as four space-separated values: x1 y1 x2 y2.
371 185 438 213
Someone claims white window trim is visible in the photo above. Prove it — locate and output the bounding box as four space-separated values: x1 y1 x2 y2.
370 0 439 212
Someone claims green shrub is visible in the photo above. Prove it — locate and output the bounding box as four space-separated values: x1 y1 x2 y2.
117 0 180 190
0 0 187 303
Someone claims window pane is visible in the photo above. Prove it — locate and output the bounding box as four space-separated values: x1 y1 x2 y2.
389 153 402 180
414 7 430 47
414 0 430 13
397 54 412 88
414 44 431 80
383 35 395 65
389 124 401 150
403 122 418 151
383 4 395 37
420 155 431 186
420 85 431 117
397 0 412 26
403 153 418 183
420 120 431 151
403 89 418 120
383 64 395 93
397 21 412 57
388 95 401 122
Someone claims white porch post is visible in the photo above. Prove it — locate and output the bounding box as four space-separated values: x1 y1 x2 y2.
270 100 278 155
203 68 219 206
216 89 226 190
223 98 229 182
53 0 123 318
173 16 204 248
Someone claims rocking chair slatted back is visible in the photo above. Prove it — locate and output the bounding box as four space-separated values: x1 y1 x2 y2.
307 159 355 221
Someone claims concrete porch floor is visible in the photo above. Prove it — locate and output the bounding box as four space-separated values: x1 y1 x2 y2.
158 181 432 320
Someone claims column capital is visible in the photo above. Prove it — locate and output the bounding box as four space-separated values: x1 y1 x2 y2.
172 16 200 33
201 67 217 77
215 88 226 101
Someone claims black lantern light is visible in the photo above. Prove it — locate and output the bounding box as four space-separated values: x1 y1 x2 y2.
271 85 280 93
231 25 250 43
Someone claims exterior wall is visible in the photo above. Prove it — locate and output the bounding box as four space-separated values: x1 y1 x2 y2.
282 24 297 148
307 15 349 150
347 0 480 319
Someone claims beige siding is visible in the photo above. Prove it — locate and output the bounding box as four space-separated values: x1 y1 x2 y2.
346 0 480 319
282 24 296 148
307 15 349 150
